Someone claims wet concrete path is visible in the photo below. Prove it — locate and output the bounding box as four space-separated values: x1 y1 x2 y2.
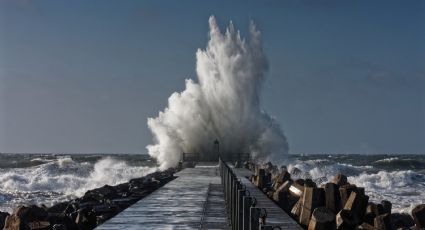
96 164 229 230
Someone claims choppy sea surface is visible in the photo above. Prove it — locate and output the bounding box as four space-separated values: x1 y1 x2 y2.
0 154 158 213
284 154 425 214
0 153 424 214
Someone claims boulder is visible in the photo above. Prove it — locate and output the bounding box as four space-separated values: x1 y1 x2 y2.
83 185 119 202
63 201 79 215
308 207 336 230
332 174 348 186
112 182 130 196
391 213 414 229
4 205 49 230
75 207 97 230
52 224 67 230
381 200 392 215
376 204 385 215
374 213 393 230
47 202 69 214
47 213 78 230
3 215 29 230
0 211 10 229
358 222 378 230
27 221 50 229
153 170 175 182
96 212 117 225
412 204 425 229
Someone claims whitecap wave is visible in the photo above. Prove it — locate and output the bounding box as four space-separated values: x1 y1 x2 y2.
0 157 157 212
349 170 425 213
374 157 400 163
284 158 425 214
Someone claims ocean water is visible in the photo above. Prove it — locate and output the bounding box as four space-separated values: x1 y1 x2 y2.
0 154 158 213
0 153 423 215
284 154 425 214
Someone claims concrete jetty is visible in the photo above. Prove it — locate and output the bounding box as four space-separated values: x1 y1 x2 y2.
232 167 302 229
96 161 301 229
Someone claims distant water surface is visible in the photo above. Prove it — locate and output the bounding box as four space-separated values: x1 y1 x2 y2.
285 154 425 214
0 153 423 214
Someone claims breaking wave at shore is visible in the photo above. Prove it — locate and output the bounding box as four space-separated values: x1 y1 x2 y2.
0 154 157 212
147 16 288 169
0 153 423 214
283 154 425 214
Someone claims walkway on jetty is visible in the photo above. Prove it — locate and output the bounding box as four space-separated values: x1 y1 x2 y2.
97 162 301 230
96 163 229 229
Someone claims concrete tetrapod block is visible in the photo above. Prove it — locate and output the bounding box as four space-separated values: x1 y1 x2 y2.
380 200 392 215
343 190 369 223
325 183 341 213
365 203 379 225
304 179 317 188
289 182 304 198
272 170 291 188
390 213 414 229
291 199 302 219
358 222 378 230
339 185 362 209
308 207 336 230
256 168 266 189
374 213 392 230
299 187 325 226
367 203 379 216
336 209 358 230
412 204 425 229
332 174 348 187
272 180 293 211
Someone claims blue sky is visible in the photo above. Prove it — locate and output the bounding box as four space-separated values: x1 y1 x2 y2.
0 0 424 154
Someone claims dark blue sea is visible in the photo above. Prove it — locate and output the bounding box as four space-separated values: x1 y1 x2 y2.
0 153 423 214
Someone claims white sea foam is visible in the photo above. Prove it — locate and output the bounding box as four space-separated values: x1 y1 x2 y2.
147 16 288 169
374 157 400 163
349 170 425 213
284 159 425 214
0 157 157 212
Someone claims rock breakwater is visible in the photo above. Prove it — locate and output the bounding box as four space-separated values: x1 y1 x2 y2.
244 161 425 230
1 168 175 230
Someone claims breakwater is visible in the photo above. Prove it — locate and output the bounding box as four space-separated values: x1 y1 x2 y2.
244 161 425 230
96 163 229 229
0 169 175 230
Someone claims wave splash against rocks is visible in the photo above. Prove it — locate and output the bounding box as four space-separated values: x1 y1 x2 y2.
0 154 157 213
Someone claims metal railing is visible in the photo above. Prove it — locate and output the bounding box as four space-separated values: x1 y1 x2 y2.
219 158 281 230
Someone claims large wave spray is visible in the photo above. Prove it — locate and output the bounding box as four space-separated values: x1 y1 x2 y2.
147 16 288 169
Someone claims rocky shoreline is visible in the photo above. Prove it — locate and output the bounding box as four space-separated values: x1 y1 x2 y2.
0 168 176 230
243 161 425 230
